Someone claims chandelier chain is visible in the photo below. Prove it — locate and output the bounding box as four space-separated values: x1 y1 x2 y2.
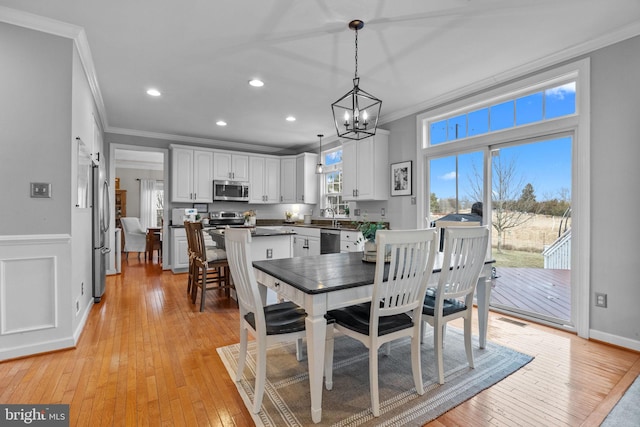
354 28 358 79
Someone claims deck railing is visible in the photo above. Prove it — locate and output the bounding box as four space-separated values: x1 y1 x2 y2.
542 229 571 269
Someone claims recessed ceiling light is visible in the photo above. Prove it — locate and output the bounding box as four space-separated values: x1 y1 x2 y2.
146 88 161 97
216 120 227 126
286 116 296 122
249 79 264 87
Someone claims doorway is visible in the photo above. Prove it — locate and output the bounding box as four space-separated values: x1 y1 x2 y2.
427 136 573 327
488 136 573 325
108 144 169 273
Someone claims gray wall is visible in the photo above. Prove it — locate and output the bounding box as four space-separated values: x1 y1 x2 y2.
0 23 73 235
589 35 640 340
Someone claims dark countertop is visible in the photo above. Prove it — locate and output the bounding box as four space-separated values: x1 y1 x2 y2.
206 227 295 249
207 227 296 237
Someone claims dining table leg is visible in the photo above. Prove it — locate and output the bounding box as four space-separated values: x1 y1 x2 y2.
305 310 326 423
476 276 491 349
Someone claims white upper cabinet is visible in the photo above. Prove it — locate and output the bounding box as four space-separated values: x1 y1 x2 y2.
342 131 389 201
280 156 297 203
171 147 214 203
213 152 249 181
249 155 280 203
296 152 318 204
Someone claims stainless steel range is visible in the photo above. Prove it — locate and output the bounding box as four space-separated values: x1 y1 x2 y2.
207 211 246 228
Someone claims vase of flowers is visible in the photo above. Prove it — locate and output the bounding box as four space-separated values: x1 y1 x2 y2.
353 218 387 262
243 210 256 226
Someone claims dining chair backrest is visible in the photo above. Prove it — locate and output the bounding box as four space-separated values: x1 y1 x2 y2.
120 217 145 235
224 228 266 333
437 225 489 301
371 229 438 323
190 221 207 261
184 221 196 257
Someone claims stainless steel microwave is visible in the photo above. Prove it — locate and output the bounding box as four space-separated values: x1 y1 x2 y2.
213 180 249 202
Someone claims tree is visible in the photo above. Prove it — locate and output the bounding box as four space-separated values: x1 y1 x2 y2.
468 155 537 252
429 192 440 213
517 183 537 213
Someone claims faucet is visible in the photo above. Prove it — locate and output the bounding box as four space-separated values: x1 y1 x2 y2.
324 208 338 228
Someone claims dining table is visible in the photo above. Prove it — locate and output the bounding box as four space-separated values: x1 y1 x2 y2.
252 251 495 423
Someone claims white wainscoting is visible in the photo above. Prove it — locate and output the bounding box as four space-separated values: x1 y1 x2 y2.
0 234 74 361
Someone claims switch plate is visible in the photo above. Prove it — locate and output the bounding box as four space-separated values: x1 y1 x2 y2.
595 292 607 308
31 182 51 198
266 248 273 259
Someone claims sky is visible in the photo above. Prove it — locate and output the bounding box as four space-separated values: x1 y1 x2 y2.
429 82 575 203
430 136 572 203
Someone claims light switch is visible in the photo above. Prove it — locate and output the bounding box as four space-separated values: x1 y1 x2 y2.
31 182 51 198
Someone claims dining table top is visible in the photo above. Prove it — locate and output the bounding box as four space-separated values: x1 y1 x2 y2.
252 251 495 295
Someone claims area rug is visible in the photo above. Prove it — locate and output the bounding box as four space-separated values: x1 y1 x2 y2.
601 375 640 426
217 327 532 426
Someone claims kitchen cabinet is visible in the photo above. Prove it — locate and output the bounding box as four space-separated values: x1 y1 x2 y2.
171 228 189 272
292 227 320 257
213 152 249 181
340 229 364 252
296 153 319 204
171 147 213 202
280 156 297 203
249 155 280 203
342 130 389 201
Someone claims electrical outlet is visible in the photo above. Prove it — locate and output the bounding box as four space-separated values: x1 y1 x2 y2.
381 208 385 216
31 182 52 198
595 292 607 308
266 248 273 259
81 282 84 295
76 300 80 314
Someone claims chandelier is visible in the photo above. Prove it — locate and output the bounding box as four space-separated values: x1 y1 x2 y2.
331 20 382 140
315 134 324 174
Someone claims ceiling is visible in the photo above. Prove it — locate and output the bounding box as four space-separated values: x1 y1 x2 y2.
1 1 640 153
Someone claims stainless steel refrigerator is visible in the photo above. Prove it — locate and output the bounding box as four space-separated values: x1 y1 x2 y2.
92 160 111 302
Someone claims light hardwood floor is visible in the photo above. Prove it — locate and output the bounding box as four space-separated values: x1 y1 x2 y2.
1 257 638 426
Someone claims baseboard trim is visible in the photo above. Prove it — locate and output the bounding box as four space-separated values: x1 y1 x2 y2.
590 329 640 352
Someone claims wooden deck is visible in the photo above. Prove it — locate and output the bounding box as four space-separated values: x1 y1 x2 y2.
489 267 571 322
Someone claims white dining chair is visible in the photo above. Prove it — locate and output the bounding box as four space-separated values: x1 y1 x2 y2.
324 228 438 417
421 225 489 384
120 217 147 259
224 228 308 414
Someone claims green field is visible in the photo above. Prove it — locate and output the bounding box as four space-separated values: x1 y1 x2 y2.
492 248 543 268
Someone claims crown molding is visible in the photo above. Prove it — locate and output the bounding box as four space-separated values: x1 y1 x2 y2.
381 20 640 125
0 6 108 131
106 127 297 155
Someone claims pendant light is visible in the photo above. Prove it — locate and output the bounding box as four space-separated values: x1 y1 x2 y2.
331 20 382 140
315 134 324 174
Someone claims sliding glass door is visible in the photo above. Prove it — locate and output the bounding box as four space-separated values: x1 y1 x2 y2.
489 136 572 325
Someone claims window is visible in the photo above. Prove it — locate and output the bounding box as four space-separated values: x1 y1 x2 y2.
417 59 590 336
155 181 164 227
320 148 348 215
428 81 576 145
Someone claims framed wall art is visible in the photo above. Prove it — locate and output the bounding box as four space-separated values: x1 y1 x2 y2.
390 161 412 196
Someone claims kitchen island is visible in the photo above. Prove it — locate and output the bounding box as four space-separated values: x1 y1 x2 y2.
206 227 295 262
171 226 295 272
